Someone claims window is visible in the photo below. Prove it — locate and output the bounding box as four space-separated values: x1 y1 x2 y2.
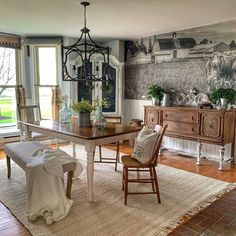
0 47 18 127
77 58 119 114
36 46 57 119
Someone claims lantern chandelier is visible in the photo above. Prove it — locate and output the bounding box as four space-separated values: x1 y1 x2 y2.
62 2 110 82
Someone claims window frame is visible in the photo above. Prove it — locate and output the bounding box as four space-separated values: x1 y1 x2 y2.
0 47 21 128
34 45 59 119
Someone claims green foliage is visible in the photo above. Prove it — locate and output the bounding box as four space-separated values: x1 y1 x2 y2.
147 84 165 100
210 88 236 104
0 97 16 125
102 82 113 95
71 98 110 113
71 99 96 113
92 98 110 108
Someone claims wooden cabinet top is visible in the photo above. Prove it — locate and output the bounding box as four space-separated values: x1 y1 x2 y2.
144 105 235 114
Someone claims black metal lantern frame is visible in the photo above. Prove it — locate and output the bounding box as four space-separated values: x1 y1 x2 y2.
62 2 110 82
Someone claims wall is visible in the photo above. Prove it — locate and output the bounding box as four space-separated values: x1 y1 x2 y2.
122 20 236 162
125 58 207 100
102 40 125 63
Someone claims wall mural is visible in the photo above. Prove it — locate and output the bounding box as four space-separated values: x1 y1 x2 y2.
124 19 236 101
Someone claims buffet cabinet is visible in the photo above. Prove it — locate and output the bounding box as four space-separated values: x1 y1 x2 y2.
144 106 236 170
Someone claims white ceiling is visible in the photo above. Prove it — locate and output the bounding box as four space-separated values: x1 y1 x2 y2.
1 0 236 41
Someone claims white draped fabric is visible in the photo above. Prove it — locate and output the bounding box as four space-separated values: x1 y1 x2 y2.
25 149 83 224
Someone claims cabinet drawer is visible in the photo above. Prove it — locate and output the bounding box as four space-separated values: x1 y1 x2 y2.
164 120 199 135
163 110 198 124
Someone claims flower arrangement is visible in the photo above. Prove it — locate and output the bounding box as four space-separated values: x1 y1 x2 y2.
71 98 110 113
57 95 69 104
71 99 96 113
92 98 110 108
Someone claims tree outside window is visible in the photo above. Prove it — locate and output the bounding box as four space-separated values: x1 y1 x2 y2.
0 47 17 126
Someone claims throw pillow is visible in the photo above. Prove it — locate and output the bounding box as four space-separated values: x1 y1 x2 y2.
132 126 160 164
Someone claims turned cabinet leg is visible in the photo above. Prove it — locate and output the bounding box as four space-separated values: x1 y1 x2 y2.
218 146 225 171
231 142 235 165
72 143 76 158
196 142 202 166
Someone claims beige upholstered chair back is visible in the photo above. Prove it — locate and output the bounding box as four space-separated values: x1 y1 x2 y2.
19 104 42 124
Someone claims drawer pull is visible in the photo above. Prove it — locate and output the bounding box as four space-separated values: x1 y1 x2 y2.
192 116 194 121
192 127 194 132
151 118 154 122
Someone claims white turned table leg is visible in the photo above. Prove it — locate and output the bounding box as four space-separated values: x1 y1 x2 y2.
196 142 202 166
218 146 225 171
85 142 95 202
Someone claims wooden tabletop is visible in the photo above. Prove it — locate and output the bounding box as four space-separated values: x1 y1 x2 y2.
20 120 141 140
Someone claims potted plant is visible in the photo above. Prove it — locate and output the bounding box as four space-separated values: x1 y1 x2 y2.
71 99 96 127
147 84 165 105
210 88 236 107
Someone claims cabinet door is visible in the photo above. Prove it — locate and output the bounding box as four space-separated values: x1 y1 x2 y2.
145 107 159 129
201 113 223 139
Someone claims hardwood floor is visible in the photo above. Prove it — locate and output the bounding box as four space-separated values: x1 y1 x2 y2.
0 144 236 235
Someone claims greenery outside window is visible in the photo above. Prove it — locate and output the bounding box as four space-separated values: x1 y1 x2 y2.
0 47 19 127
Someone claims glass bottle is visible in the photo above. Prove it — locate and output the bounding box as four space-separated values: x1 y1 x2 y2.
94 106 107 130
59 102 72 123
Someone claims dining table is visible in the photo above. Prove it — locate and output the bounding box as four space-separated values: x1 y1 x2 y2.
19 119 141 202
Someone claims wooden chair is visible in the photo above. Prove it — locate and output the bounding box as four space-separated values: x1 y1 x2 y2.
94 115 122 171
121 125 167 205
18 104 59 148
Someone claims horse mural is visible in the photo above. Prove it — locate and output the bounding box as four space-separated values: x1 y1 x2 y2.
206 52 236 91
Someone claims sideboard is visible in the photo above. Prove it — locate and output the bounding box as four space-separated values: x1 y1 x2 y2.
144 106 236 170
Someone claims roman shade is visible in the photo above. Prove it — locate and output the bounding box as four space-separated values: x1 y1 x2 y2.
0 33 21 49
22 37 62 46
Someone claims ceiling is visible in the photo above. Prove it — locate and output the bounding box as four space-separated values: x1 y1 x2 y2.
1 0 236 41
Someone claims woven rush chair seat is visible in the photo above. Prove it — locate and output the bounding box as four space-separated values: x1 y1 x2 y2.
121 155 151 168
4 141 76 199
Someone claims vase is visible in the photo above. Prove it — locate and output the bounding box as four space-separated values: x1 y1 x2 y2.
59 102 72 123
94 106 107 130
78 112 91 127
220 98 228 107
152 97 160 106
161 93 171 106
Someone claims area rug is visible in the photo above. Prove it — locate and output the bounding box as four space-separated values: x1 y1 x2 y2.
0 144 234 236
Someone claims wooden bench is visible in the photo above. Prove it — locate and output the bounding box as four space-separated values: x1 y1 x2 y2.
4 141 75 199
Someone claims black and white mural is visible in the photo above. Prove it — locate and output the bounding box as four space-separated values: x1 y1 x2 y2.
124 19 236 100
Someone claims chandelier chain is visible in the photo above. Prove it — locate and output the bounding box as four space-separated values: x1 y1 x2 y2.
84 4 87 29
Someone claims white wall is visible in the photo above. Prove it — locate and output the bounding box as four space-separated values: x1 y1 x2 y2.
122 99 231 162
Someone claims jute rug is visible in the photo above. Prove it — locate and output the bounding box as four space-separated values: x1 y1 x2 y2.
0 144 234 236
